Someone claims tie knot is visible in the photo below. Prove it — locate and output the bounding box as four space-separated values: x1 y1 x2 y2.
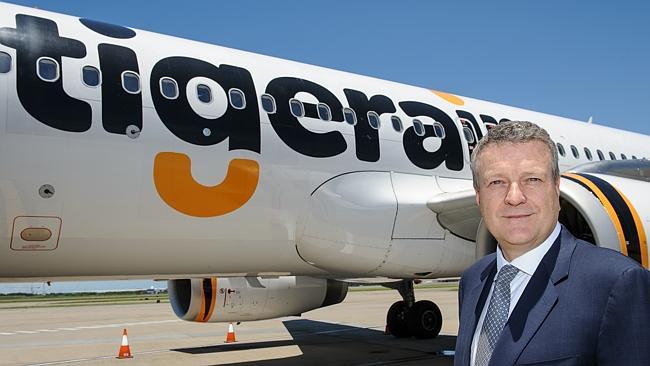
496 264 519 285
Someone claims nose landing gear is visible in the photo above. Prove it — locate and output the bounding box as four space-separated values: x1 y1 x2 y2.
385 280 443 339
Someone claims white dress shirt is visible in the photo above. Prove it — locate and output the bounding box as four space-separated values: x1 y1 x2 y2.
470 223 561 366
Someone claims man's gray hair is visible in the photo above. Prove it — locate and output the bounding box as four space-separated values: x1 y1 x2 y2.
470 121 559 189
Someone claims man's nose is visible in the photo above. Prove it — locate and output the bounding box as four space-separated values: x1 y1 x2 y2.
505 182 526 205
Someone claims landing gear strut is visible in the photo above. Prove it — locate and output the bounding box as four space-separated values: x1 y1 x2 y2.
385 280 442 339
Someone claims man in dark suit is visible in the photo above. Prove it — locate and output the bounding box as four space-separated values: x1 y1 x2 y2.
454 121 650 365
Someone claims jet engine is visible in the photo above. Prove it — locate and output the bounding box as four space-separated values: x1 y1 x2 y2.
476 160 649 268
167 276 348 322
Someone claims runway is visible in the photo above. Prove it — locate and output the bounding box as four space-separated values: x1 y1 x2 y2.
0 287 459 365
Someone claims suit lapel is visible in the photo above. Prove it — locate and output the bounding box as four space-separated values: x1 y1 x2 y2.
457 259 496 366
489 228 576 366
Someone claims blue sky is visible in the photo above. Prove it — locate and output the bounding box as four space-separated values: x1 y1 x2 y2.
0 1 648 292
4 0 650 135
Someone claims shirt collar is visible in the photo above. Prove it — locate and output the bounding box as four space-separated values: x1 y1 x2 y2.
496 222 561 276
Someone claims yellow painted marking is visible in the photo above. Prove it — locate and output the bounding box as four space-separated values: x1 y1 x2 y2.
614 187 648 269
563 173 627 255
431 90 465 106
154 153 259 217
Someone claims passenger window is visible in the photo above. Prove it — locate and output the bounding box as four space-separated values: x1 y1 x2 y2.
343 108 357 125
317 103 331 121
413 119 425 136
367 111 380 129
570 145 579 159
289 99 304 117
37 57 59 82
0 51 10 73
197 84 212 103
463 126 475 143
228 88 246 109
632 155 638 160
557 143 566 157
584 147 592 161
391 116 403 132
597 149 605 161
433 122 445 139
621 153 627 160
121 71 140 93
261 94 276 113
160 77 178 99
609 152 616 160
82 66 100 87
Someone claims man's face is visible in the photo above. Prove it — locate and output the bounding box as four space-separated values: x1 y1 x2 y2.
475 141 560 259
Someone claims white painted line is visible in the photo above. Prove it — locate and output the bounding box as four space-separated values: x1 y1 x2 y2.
0 319 181 337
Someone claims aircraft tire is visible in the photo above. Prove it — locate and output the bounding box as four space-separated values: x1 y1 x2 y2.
386 300 411 338
407 300 442 339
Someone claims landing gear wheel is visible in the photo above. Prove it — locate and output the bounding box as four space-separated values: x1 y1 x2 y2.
386 300 411 338
407 300 442 339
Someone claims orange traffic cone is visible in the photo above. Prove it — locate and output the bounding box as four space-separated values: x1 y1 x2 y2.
117 328 133 359
225 323 237 343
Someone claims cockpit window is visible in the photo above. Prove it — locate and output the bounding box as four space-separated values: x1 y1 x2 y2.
0 52 11 73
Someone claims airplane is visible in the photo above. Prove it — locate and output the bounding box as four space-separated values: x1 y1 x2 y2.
0 2 648 339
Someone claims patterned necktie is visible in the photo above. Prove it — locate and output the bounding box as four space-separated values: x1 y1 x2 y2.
475 264 519 366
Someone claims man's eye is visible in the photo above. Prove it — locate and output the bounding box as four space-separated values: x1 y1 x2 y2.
488 180 504 186
527 177 542 183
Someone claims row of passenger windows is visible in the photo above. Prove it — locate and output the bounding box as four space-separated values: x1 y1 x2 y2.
0 53 446 136
556 143 643 161
0 52 644 159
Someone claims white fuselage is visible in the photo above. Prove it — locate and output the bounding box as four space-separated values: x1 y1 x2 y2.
0 3 648 281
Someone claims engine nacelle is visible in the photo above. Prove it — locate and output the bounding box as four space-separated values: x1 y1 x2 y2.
476 160 649 269
167 276 348 322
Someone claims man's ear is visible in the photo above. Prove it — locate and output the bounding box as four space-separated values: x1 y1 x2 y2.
475 189 481 206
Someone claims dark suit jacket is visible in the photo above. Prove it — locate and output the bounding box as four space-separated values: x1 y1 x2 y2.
454 226 650 365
